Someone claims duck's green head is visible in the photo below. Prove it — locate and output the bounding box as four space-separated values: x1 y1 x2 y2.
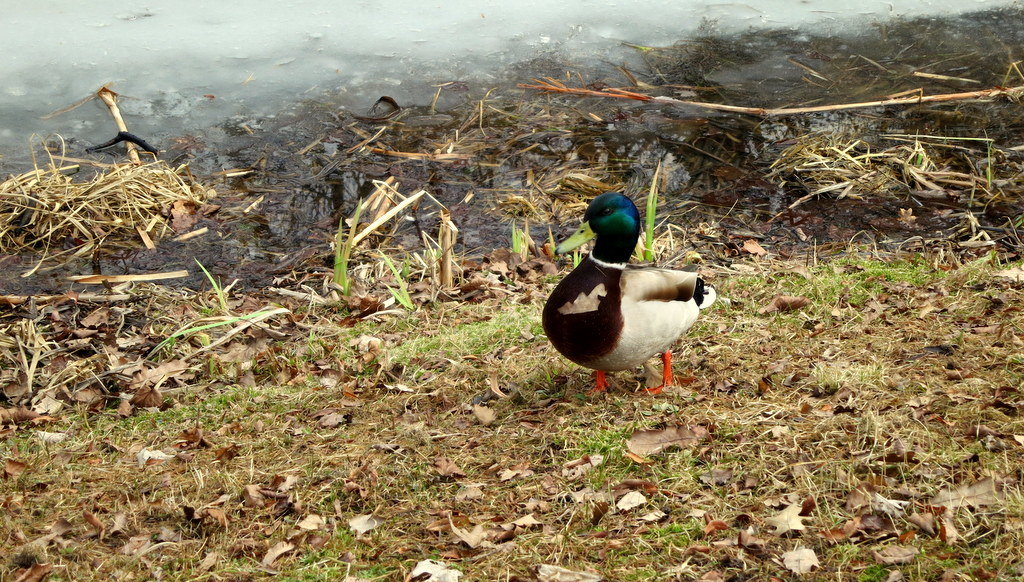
555 192 641 264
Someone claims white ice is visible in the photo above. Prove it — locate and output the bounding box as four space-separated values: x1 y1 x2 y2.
0 0 1015 163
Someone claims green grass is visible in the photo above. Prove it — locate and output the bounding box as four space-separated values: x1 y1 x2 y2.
811 361 889 393
642 170 660 262
379 252 415 310
196 258 229 312
644 520 704 547
334 199 365 295
386 304 541 365
857 564 890 582
571 427 631 457
511 220 528 258
735 256 949 311
274 548 370 582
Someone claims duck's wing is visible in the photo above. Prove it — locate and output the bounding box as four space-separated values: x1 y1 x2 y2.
620 266 701 303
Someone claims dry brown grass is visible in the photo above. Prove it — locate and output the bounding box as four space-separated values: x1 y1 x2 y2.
768 134 1024 219
0 157 213 262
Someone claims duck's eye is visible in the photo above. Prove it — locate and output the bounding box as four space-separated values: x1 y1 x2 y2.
601 208 613 216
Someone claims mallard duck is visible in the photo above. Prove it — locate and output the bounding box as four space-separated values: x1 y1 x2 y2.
543 192 716 394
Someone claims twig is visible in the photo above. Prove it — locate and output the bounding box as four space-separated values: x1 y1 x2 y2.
437 208 457 288
519 77 1024 117
350 189 425 248
68 270 189 284
0 293 131 306
188 307 291 357
364 147 470 162
96 87 142 164
87 131 159 155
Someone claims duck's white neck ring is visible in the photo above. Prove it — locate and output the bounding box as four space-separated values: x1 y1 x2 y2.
589 256 627 270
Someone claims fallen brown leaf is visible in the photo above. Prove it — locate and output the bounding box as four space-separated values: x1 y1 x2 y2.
509 513 543 528
136 448 175 467
242 484 266 508
907 512 936 536
317 412 351 428
454 484 483 501
993 266 1024 282
434 457 466 478
782 547 819 574
736 528 766 550
348 513 381 535
871 492 909 517
215 443 240 462
699 468 733 487
498 463 534 481
109 512 128 536
536 564 602 582
116 400 133 417
898 207 917 225
930 477 1003 509
130 386 165 409
472 404 496 426
206 507 229 528
626 425 709 456
845 481 874 512
408 559 463 582
169 199 199 232
120 535 152 556
4 458 28 479
0 406 42 424
35 431 67 444
639 510 666 522
741 239 769 256
13 563 53 582
766 501 807 535
938 513 960 545
759 295 811 314
83 511 105 538
704 519 729 534
624 451 652 464
450 521 490 548
616 490 647 511
130 360 189 391
261 540 294 567
197 551 220 573
79 306 110 327
872 545 918 565
612 479 658 495
562 454 603 480
297 514 325 531
271 474 301 492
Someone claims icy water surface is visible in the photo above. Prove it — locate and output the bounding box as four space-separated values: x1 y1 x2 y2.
1 0 1018 164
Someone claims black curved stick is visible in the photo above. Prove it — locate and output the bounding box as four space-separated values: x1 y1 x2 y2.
87 131 159 155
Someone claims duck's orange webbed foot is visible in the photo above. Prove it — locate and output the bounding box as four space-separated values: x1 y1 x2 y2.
645 351 674 395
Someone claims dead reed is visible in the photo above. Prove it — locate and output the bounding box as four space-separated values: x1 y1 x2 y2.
0 158 213 259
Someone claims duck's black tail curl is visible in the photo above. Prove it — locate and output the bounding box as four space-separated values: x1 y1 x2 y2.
693 277 717 310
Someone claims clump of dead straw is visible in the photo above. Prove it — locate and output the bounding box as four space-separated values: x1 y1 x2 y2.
0 159 213 257
768 133 1023 213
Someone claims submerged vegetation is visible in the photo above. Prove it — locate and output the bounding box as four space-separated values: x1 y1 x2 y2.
3 8 1024 581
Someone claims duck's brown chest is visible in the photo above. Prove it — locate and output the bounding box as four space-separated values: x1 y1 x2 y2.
542 259 624 367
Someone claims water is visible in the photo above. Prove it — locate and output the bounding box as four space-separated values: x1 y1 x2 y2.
0 0 1017 168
